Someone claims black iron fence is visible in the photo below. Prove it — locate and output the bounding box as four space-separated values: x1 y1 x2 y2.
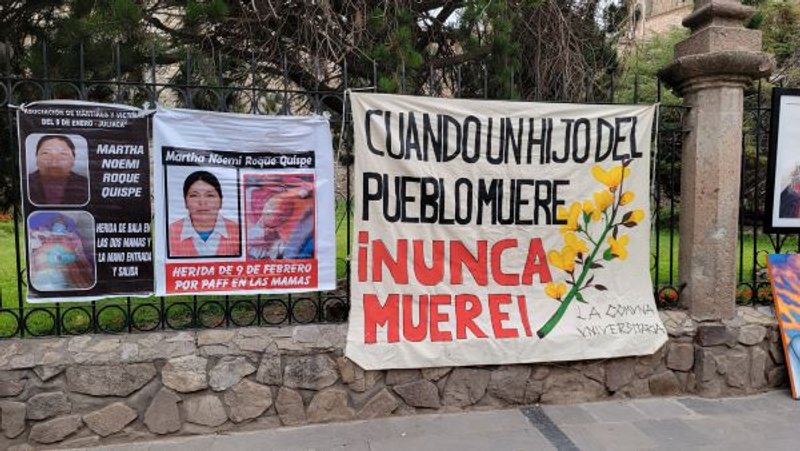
0 41 782 339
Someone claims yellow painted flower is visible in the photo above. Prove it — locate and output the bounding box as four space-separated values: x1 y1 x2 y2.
629 209 645 224
548 246 577 272
564 232 588 255
620 191 635 206
544 282 568 300
582 200 594 215
591 190 614 221
608 235 630 260
592 164 631 190
557 202 582 233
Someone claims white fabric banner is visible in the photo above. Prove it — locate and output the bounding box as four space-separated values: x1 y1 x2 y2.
153 108 336 296
346 93 667 369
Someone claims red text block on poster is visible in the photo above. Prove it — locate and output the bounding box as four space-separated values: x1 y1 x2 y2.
165 260 318 294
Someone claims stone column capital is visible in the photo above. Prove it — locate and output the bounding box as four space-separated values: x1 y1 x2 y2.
658 0 774 96
659 51 774 95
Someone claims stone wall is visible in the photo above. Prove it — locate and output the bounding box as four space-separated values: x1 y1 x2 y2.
0 307 786 449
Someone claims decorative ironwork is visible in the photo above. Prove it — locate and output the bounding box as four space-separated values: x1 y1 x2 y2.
0 39 774 339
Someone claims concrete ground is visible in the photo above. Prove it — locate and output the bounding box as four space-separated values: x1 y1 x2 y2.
85 390 799 451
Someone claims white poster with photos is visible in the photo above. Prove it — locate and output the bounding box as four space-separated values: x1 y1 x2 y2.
766 89 800 232
152 107 337 296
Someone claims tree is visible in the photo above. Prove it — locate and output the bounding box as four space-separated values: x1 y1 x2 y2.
0 1 626 210
746 0 800 86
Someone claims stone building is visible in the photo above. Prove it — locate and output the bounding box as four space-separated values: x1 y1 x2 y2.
627 0 693 40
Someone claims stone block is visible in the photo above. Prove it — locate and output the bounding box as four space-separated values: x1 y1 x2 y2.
82 402 137 437
696 324 730 347
695 377 724 398
0 380 25 397
523 378 545 404
354 371 382 393
66 363 156 396
283 354 338 390
540 368 605 404
356 388 399 420
33 366 64 382
605 358 635 392
442 368 490 407
0 401 26 438
738 325 767 346
184 395 228 427
694 348 719 382
649 371 681 396
530 365 550 380
487 366 530 403
161 355 208 393
29 414 82 444
577 362 605 384
393 379 440 408
232 330 274 352
422 367 452 381
769 341 785 365
675 27 762 58
197 329 235 347
26 391 71 420
667 342 695 372
307 388 354 423
224 379 273 423
275 387 306 426
767 366 787 387
255 343 282 385
618 379 651 398
336 356 357 384
635 345 666 378
208 356 256 391
725 348 750 388
750 347 768 388
144 388 182 435
385 369 421 385
61 435 101 448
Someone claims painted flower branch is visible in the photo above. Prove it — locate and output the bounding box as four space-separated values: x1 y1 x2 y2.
537 160 644 338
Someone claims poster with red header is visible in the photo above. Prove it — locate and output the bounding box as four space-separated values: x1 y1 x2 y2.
153 108 335 296
346 93 667 370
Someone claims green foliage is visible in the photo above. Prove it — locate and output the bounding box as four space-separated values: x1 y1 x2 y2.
186 0 229 26
616 27 688 105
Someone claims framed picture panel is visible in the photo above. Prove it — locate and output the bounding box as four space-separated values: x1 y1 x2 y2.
766 88 800 233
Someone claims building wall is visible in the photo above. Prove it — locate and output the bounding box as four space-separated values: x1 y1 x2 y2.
629 0 693 40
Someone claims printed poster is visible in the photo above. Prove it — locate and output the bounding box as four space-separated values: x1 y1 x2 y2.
153 108 336 296
766 254 800 399
346 93 667 369
765 88 800 232
17 100 153 302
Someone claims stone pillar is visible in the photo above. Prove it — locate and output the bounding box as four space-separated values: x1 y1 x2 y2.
659 0 774 320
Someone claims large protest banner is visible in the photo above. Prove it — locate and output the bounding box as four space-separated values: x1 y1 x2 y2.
346 93 667 369
18 101 153 302
153 108 336 296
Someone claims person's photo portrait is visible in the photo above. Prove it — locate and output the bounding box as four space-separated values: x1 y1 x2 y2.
167 167 241 258
767 89 800 232
779 165 800 218
25 134 90 207
244 173 315 260
27 211 96 292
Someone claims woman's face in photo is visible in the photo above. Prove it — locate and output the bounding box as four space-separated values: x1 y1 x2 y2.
36 138 75 177
185 180 222 228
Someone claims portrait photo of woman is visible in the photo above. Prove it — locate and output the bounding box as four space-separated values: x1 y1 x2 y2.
26 134 90 206
168 170 241 257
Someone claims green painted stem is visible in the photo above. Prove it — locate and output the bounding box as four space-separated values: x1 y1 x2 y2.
537 222 616 339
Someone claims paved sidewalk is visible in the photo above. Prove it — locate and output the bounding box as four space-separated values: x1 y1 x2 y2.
86 390 800 451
